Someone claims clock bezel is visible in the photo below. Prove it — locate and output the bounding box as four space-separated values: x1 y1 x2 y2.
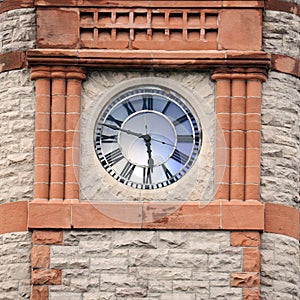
94 86 202 190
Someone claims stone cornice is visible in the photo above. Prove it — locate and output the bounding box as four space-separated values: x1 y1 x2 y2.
27 49 271 70
0 0 34 14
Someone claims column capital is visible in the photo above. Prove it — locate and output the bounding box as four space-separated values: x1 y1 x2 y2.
30 66 86 81
211 68 267 82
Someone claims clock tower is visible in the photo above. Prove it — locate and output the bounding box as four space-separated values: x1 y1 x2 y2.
0 0 299 299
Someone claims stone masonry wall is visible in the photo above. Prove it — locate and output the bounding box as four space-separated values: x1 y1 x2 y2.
0 69 35 204
260 233 299 300
0 7 36 203
263 10 300 59
47 230 243 300
261 71 300 208
0 8 36 54
0 231 32 299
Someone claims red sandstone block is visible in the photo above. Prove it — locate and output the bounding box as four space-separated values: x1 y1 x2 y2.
231 97 246 113
230 184 245 201
246 114 260 131
243 248 260 272
31 246 50 269
216 97 231 113
31 269 62 285
32 230 63 245
246 98 261 114
231 131 245 148
216 165 230 183
65 113 80 131
231 231 260 247
143 201 221 229
72 202 143 229
35 96 51 113
215 79 231 97
230 272 259 288
29 203 71 229
265 203 299 240
216 130 230 149
246 131 260 149
30 285 49 300
216 114 230 130
245 166 260 184
65 147 80 165
65 131 80 148
33 183 49 200
222 200 264 230
64 182 79 200
0 51 26 72
35 113 50 131
35 131 50 148
215 183 230 201
0 202 28 234
246 80 262 97
37 8 79 48
242 288 260 300
50 131 65 147
65 165 79 182
231 114 245 130
230 165 245 183
51 114 65 131
245 184 260 201
245 149 260 167
218 9 262 51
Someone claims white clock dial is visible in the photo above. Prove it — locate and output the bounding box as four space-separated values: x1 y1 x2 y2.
94 86 202 189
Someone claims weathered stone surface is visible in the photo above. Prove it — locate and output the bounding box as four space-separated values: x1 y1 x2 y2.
46 230 242 298
0 69 34 204
263 11 300 59
0 232 31 299
0 8 36 54
261 71 300 208
261 233 300 299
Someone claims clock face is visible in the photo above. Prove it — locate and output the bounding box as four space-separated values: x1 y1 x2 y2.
94 86 202 190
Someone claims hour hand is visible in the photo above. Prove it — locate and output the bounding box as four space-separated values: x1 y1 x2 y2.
142 134 154 173
99 123 143 138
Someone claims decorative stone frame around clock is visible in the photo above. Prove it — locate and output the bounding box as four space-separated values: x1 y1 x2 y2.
80 75 216 207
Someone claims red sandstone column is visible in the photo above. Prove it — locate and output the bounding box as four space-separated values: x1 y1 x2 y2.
31 68 51 202
230 76 246 201
245 71 266 200
212 74 231 201
49 69 66 202
65 68 86 203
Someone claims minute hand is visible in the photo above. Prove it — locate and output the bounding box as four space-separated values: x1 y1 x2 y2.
99 123 143 137
100 122 174 147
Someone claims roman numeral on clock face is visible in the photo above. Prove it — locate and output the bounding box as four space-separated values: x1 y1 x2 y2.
142 95 153 110
107 115 123 127
162 164 173 180
123 101 136 115
177 135 193 143
120 162 136 180
171 149 189 165
105 148 124 165
143 167 152 184
101 134 118 143
172 114 188 126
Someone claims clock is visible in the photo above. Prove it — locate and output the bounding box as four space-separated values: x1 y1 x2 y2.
94 85 202 190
